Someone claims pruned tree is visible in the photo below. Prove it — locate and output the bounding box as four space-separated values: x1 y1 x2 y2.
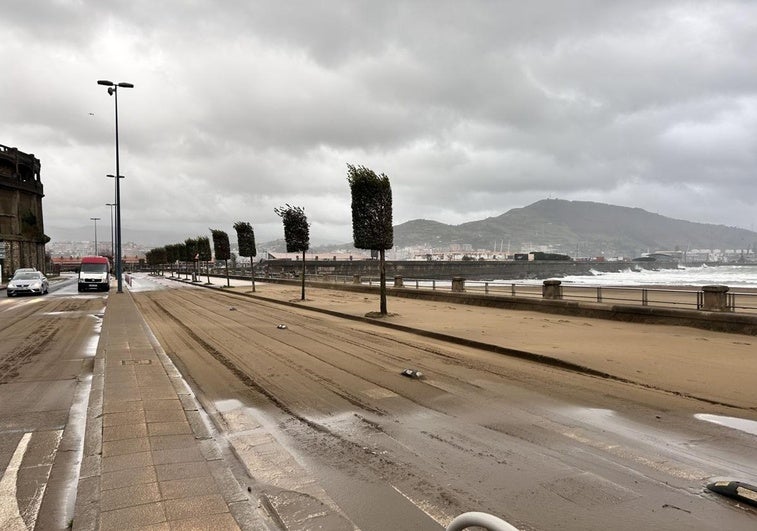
210 229 231 287
165 243 181 277
146 247 166 275
347 164 393 315
185 237 199 282
197 236 212 284
274 204 309 300
176 242 189 279
234 221 257 292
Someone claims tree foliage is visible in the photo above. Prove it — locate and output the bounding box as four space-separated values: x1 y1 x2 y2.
197 236 212 261
210 229 231 261
145 247 167 270
165 244 180 263
184 238 198 261
176 243 188 262
233 221 257 258
347 164 393 251
274 205 309 253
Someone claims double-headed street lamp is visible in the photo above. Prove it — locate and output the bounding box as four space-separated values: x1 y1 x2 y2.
106 203 116 260
97 79 133 293
90 217 101 255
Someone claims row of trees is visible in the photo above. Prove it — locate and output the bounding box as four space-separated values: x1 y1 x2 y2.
145 164 394 315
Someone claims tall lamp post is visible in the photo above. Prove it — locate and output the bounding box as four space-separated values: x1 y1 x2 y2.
90 217 101 255
98 79 133 293
106 203 116 261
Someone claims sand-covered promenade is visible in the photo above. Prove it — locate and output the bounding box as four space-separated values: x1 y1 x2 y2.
194 278 757 412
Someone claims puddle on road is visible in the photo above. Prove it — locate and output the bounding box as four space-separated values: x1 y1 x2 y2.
83 335 99 358
695 414 757 436
215 398 245 413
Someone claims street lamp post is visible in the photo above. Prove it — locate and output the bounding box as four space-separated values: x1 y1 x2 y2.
90 217 101 255
106 203 116 261
98 79 133 293
107 174 124 270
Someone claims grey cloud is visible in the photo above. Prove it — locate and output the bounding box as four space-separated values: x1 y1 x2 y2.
3 1 756 247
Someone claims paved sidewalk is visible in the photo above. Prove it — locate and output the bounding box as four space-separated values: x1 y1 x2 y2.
73 289 267 530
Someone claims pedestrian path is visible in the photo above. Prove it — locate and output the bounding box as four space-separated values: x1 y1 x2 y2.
73 289 267 530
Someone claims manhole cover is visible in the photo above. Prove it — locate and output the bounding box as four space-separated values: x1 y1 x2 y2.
120 359 153 365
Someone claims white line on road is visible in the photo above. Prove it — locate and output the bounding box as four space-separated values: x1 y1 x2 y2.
390 483 450 528
0 432 32 530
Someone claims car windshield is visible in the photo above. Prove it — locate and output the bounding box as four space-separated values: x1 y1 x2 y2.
14 272 41 280
81 263 108 273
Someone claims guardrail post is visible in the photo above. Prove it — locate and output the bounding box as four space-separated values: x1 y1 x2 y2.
542 279 562 300
727 292 735 311
452 277 465 292
596 286 602 303
352 274 361 285
394 275 404 288
701 285 731 311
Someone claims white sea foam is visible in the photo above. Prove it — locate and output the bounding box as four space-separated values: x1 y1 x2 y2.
505 264 757 288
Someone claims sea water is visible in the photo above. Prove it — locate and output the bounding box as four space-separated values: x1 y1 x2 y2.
509 264 757 288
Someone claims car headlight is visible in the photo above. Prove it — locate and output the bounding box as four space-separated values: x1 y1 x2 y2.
31 282 42 289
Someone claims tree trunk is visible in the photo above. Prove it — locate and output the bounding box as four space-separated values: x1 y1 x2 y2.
380 248 387 315
251 260 256 292
301 250 306 300
205 261 211 284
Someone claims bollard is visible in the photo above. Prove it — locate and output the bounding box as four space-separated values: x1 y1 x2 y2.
394 275 404 288
542 279 563 299
701 285 730 311
352 274 361 285
451 277 465 292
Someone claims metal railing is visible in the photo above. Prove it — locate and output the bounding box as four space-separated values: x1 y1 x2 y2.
313 275 757 314
193 272 757 314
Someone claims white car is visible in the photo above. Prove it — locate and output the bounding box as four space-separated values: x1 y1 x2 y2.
7 271 49 297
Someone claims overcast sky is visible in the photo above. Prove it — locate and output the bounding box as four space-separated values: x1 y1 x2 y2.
3 1 756 246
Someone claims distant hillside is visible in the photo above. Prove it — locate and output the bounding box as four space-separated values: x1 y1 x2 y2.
394 199 757 258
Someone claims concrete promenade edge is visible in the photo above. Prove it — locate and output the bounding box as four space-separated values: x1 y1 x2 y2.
73 288 269 530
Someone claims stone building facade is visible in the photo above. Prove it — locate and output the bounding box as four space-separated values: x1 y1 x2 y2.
0 144 47 279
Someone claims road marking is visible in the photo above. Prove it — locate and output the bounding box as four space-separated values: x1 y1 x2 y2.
0 430 63 531
0 432 32 530
390 484 451 527
562 428 706 481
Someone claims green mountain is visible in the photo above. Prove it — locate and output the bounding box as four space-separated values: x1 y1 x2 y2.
394 199 757 258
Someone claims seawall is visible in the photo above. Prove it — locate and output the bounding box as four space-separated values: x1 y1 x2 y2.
250 277 757 336
260 258 677 281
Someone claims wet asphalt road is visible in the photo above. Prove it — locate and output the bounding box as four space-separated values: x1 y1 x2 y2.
0 277 103 529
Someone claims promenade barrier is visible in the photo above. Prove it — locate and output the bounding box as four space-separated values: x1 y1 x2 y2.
344 276 757 314
164 271 757 335
144 268 757 315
